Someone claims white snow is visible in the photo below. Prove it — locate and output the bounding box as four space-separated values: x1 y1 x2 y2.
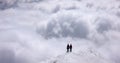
41 52 113 63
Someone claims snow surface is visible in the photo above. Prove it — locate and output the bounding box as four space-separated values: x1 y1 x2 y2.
41 52 113 63
0 0 120 63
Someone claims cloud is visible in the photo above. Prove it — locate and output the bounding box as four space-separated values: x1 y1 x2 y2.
0 0 17 10
0 0 120 63
0 48 15 63
95 17 112 33
0 46 31 63
37 13 90 39
116 11 120 17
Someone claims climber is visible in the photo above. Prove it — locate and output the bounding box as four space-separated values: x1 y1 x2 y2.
67 44 69 53
69 44 72 52
66 43 72 53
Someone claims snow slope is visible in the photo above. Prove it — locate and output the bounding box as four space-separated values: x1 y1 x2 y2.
41 51 113 63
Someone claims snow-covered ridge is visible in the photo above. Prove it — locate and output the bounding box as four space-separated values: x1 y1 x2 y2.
41 51 114 63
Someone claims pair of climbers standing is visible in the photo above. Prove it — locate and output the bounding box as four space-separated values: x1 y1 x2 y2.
66 43 72 53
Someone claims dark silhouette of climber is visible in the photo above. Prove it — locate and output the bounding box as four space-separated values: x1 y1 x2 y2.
66 43 72 53
69 44 72 52
67 44 69 53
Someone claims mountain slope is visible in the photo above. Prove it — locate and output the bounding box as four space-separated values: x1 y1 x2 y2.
41 51 114 63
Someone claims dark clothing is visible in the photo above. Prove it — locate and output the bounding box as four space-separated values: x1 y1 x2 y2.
67 44 69 49
66 44 72 53
67 44 69 52
69 44 72 52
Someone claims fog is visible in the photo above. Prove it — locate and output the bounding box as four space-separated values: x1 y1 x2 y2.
0 0 120 63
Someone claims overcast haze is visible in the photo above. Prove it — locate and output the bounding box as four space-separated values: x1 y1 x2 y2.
0 0 120 63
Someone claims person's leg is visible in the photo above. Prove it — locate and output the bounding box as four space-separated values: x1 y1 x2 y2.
70 48 72 52
69 49 70 52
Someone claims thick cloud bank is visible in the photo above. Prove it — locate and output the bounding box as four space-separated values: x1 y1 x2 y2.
0 0 120 63
37 13 89 39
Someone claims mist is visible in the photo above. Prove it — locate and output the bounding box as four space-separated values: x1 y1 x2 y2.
0 0 120 63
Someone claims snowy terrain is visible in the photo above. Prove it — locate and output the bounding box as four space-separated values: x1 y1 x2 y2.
0 0 120 63
41 52 113 63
